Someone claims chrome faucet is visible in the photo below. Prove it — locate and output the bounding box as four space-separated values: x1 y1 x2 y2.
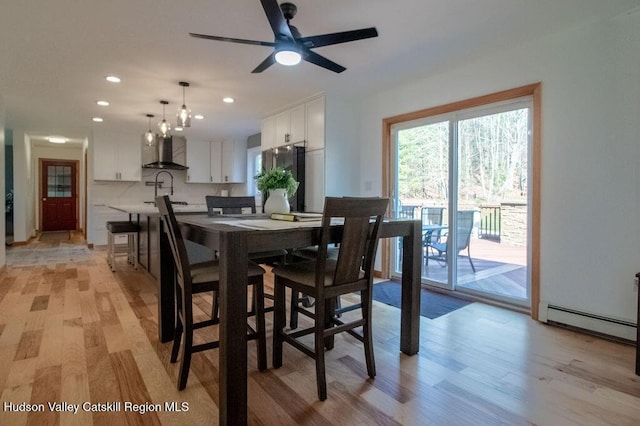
154 170 174 198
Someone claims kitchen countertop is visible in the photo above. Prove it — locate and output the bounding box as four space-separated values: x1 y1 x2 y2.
108 203 209 215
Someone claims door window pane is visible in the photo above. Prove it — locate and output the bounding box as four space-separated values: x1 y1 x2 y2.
47 165 72 197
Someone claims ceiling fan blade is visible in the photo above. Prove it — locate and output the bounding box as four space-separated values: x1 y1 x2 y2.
298 27 378 48
190 33 275 47
303 50 346 73
260 0 294 41
251 53 277 73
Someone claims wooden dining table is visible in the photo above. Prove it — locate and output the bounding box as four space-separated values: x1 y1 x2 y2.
157 214 422 425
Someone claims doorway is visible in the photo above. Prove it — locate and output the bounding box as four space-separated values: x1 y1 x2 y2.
384 84 541 312
40 159 78 231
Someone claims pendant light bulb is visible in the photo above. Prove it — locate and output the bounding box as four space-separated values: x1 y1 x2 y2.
144 114 155 146
177 82 192 128
158 100 171 137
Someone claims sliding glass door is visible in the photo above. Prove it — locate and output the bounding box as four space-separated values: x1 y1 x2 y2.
392 99 531 307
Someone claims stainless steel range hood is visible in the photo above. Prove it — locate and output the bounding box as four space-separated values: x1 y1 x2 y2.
142 136 188 170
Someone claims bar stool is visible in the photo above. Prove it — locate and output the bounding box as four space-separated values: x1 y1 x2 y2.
106 221 139 272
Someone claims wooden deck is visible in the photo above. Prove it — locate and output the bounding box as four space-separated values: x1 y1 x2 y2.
398 237 529 300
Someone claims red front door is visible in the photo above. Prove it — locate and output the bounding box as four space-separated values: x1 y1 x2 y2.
41 160 77 231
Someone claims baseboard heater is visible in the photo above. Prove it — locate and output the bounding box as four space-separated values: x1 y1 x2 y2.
539 302 637 342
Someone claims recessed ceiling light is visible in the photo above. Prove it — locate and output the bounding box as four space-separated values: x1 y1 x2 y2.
92 117 104 122
174 127 183 132
97 100 109 106
223 97 234 104
105 75 121 83
194 114 204 120
48 137 67 144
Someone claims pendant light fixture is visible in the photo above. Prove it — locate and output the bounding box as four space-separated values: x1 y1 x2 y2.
176 81 192 128
144 114 155 146
158 100 171 137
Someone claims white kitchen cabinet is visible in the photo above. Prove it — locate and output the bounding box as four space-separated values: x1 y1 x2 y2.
93 134 141 181
305 149 325 212
220 138 246 183
186 138 246 183
185 140 211 183
305 96 325 151
261 116 276 151
262 103 306 151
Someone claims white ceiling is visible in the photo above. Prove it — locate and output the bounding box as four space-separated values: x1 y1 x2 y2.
1 0 638 146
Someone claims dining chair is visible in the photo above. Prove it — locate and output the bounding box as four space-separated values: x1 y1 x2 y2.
426 209 476 272
271 196 389 401
156 195 267 390
205 195 288 264
205 195 288 316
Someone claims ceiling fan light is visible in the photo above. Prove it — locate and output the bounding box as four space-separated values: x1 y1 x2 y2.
275 49 301 66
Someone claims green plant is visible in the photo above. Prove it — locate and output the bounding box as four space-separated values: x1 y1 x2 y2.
255 167 299 198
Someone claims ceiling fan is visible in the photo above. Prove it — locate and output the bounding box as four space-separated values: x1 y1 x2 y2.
189 0 378 73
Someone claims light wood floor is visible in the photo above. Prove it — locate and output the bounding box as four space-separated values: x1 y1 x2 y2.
1 234 639 425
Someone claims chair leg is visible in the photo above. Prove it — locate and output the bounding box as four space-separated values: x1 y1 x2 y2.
323 298 335 350
361 289 376 378
467 248 476 272
289 289 299 329
170 316 183 364
272 279 286 369
253 279 267 372
211 291 219 321
314 297 327 401
177 323 193 390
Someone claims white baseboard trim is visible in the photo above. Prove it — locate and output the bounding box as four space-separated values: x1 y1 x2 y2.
539 301 636 342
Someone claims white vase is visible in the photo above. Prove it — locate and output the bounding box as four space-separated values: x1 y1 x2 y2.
264 188 290 215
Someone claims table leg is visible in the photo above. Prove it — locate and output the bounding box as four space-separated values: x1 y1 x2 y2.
218 230 249 425
400 220 421 355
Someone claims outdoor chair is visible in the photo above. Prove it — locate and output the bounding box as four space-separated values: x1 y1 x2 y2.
426 210 476 272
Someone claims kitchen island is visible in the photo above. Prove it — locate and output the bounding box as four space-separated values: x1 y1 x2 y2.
108 203 211 279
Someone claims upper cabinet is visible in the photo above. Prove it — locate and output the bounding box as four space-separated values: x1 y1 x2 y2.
305 96 325 151
93 133 141 181
220 138 247 183
186 138 247 184
185 140 210 183
261 96 324 151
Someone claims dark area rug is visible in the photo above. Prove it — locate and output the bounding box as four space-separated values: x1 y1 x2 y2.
372 280 472 319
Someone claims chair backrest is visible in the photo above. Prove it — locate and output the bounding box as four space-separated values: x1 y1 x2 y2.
455 210 475 252
156 195 193 293
315 197 389 293
421 207 445 226
397 205 417 219
205 195 257 216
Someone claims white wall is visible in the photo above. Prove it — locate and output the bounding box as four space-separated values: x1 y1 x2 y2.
358 11 640 323
12 131 35 242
